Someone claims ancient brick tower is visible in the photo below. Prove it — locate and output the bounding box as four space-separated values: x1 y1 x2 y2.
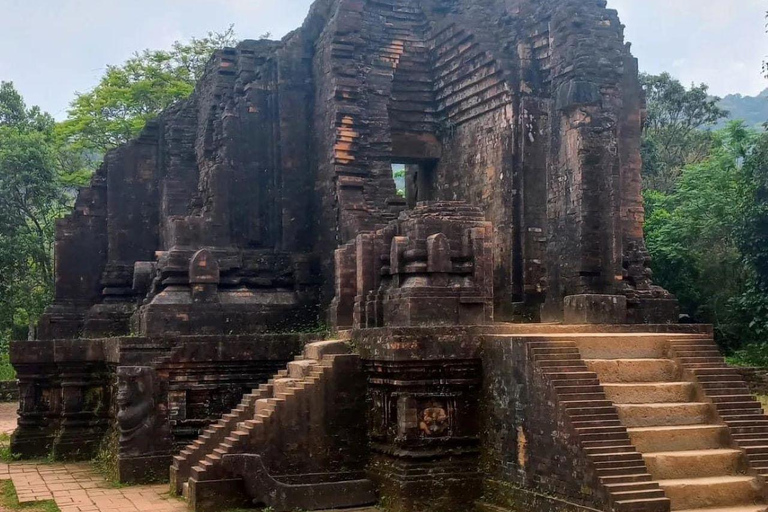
35 0 674 341
15 1 768 512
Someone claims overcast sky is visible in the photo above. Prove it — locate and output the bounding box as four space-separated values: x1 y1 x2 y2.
0 0 765 120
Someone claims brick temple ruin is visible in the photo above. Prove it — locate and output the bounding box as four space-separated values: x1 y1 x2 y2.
11 0 768 511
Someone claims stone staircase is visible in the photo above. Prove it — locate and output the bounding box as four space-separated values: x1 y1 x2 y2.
532 339 670 512
669 338 768 479
578 334 768 512
170 340 374 511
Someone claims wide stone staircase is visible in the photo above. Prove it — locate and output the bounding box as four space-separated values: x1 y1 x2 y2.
577 334 768 512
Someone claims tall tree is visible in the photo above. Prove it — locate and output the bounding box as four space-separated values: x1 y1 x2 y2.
641 73 728 193
0 82 65 341
58 26 237 153
733 130 768 342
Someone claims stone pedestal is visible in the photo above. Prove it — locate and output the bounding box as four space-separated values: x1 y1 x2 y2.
332 202 494 330
629 298 680 324
356 328 483 512
11 339 112 460
563 294 627 324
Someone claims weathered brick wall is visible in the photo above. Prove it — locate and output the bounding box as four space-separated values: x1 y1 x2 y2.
36 0 670 337
480 336 605 510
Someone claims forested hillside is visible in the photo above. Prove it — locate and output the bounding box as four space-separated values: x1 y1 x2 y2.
714 88 768 130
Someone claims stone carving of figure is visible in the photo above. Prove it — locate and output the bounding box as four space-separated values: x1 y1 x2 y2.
116 366 158 457
419 401 449 437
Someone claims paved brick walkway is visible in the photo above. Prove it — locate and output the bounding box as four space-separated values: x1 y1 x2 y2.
0 403 379 512
0 403 184 512
0 461 184 512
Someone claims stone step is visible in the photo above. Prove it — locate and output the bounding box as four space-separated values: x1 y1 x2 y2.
571 413 621 424
288 359 318 379
616 403 713 428
541 367 591 376
576 337 666 360
533 352 581 361
731 437 768 447
590 452 644 464
538 359 588 368
643 449 744 479
673 506 767 512
604 382 695 404
556 384 603 394
669 340 718 348
571 414 624 432
584 445 638 456
685 363 729 370
303 340 350 360
714 401 762 411
599 471 653 482
273 378 300 395
560 392 607 402
586 359 680 383
731 425 768 435
698 374 744 383
604 481 661 494
691 368 740 377
612 497 671 512
527 341 577 350
582 434 631 446
531 347 580 356
744 445 768 456
611 488 668 502
547 371 598 382
674 350 723 358
677 356 724 363
726 419 768 429
706 387 752 396
628 425 729 453
658 476 761 511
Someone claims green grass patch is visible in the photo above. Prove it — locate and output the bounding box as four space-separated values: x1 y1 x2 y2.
0 353 16 381
727 342 768 368
756 395 768 413
0 479 60 512
0 432 21 463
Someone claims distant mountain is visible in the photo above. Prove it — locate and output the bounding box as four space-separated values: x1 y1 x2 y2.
712 88 768 130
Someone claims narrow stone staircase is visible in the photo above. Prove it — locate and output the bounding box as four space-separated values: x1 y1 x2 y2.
170 340 372 511
581 335 768 512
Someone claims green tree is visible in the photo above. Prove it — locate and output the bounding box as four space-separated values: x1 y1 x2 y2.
0 82 67 343
732 130 768 344
58 26 237 153
644 122 766 350
641 72 728 193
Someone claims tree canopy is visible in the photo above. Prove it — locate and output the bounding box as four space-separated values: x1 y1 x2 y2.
57 26 237 153
0 29 237 345
641 72 728 193
0 82 65 343
640 72 768 358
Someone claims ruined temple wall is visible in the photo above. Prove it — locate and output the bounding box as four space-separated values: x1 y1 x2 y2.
275 35 318 252
311 0 352 303
52 169 108 306
480 336 606 510
538 0 641 312
103 127 162 294
159 101 200 249
416 3 534 316
432 108 517 313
